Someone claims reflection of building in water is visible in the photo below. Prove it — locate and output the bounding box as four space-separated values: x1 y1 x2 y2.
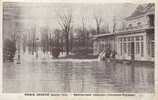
109 63 154 92
88 62 154 93
93 3 154 61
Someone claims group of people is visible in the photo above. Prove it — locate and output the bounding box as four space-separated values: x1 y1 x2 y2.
98 48 117 61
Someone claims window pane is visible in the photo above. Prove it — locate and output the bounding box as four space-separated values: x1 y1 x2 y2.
141 36 143 40
124 43 127 53
136 42 140 54
128 37 130 41
120 43 122 55
141 42 144 56
151 41 154 57
128 42 131 56
136 36 139 41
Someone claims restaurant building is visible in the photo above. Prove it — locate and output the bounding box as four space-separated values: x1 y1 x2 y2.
93 3 155 61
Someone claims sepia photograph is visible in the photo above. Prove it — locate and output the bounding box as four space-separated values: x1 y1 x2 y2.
2 2 155 93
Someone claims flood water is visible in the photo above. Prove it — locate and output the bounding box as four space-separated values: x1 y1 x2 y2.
3 59 154 93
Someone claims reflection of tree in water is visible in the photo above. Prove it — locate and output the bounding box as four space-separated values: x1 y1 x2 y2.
131 63 135 85
103 62 121 92
73 63 85 92
60 62 72 92
108 61 154 93
92 61 112 92
91 61 136 92
110 62 135 92
81 66 85 92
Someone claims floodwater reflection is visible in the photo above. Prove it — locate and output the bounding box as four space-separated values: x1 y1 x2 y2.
3 60 154 93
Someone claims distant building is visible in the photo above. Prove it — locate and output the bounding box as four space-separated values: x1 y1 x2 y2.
93 3 154 61
3 2 22 61
3 2 21 40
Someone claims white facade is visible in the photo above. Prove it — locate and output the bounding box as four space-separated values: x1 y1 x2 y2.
93 3 154 61
115 4 154 61
116 32 151 61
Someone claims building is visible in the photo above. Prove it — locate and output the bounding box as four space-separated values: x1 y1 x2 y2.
93 33 116 55
3 2 21 40
93 3 155 61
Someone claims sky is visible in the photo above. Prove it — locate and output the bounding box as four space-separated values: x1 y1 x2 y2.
15 3 138 32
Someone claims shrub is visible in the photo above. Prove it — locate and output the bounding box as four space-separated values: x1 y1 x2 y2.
51 47 61 58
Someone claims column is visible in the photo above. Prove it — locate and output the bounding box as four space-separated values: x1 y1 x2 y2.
143 32 148 60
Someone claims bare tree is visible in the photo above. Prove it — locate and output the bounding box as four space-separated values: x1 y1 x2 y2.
81 16 88 47
40 26 49 54
113 16 116 32
94 15 103 34
21 33 27 53
81 16 87 33
58 11 73 56
113 16 117 52
105 24 110 33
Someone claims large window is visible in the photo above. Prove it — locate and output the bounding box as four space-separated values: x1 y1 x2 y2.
124 43 127 53
119 35 144 58
151 41 154 57
120 38 122 55
128 42 131 56
141 42 144 57
136 42 140 54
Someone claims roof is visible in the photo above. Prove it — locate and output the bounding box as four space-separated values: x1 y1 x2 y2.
125 3 154 20
115 26 154 35
93 33 114 39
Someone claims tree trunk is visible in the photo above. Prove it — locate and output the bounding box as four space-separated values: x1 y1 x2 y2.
66 32 69 55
